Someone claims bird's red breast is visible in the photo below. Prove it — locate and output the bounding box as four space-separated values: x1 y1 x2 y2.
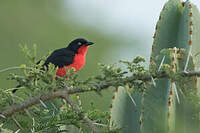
56 45 89 77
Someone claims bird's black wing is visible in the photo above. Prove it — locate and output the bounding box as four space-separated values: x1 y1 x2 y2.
43 48 75 68
13 48 74 93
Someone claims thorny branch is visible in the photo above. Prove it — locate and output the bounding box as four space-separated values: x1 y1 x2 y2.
0 70 200 120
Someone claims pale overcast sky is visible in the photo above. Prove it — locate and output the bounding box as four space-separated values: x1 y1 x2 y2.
66 0 200 36
64 0 200 59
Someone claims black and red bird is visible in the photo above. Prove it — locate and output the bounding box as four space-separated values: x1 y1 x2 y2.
42 38 94 77
12 38 93 93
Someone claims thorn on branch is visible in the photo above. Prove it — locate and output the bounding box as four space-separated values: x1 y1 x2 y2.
172 82 180 104
184 46 192 72
93 122 108 127
39 99 48 109
0 114 6 119
158 55 165 71
151 75 156 87
15 129 21 133
125 88 136 106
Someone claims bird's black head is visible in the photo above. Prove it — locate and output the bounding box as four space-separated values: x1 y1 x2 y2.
67 38 94 53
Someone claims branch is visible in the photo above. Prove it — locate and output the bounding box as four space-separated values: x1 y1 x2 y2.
0 70 200 120
0 89 74 120
180 71 200 77
0 87 109 120
64 94 98 133
129 71 200 81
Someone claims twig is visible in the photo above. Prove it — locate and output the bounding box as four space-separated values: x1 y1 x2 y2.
0 66 32 73
24 109 33 119
12 116 23 130
50 102 58 111
63 94 98 133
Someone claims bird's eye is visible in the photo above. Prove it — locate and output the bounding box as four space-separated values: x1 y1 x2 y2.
78 42 82 45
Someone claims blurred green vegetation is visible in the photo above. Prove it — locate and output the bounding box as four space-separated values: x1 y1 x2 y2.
0 1 144 111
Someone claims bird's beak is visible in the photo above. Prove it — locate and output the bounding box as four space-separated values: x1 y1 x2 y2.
86 42 94 45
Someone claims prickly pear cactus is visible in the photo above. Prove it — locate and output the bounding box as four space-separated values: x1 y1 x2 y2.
109 0 200 133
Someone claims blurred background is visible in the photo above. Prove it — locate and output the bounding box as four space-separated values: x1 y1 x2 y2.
0 0 200 110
